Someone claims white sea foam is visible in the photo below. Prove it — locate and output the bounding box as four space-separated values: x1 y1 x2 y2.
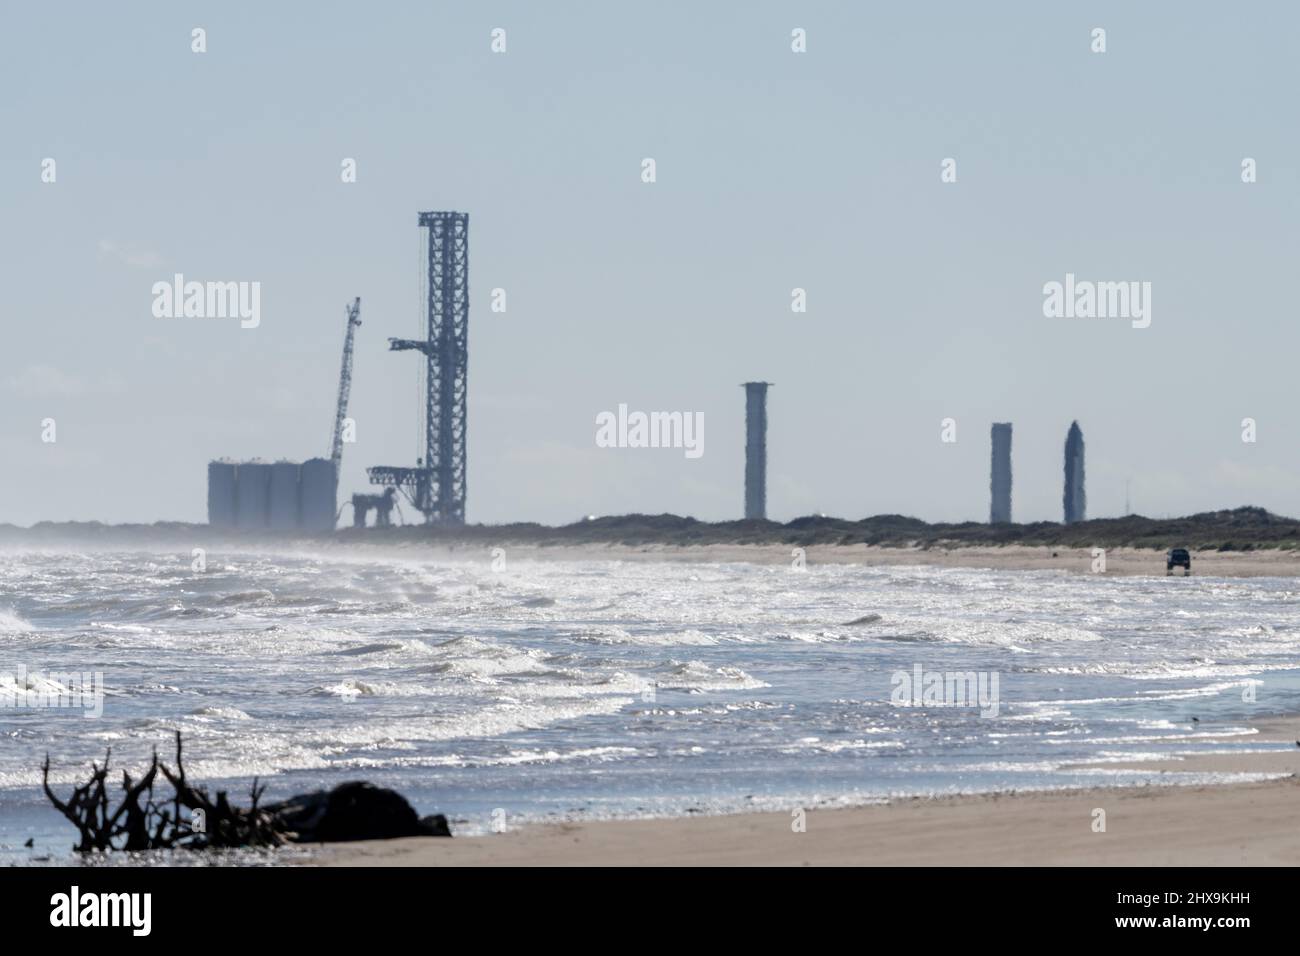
6 549 1300 842
658 660 769 692
191 705 252 720
0 609 32 633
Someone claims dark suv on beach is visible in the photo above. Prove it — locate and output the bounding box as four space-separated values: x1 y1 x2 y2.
1166 548 1192 575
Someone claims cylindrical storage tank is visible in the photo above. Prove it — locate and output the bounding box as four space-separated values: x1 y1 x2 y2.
269 461 301 530
235 462 272 530
299 458 337 532
207 461 237 528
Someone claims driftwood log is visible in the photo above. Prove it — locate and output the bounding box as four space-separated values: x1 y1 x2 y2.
42 731 449 851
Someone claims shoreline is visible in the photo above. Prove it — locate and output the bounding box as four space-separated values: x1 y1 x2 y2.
308 718 1300 867
2 505 1297 571
456 542 1300 578
309 779 1300 866
3 538 1300 578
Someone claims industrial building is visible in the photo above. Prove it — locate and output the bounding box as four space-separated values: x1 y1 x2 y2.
206 460 237 527
989 423 1012 524
208 458 337 531
207 214 1115 534
1063 421 1086 524
207 298 361 532
206 208 474 533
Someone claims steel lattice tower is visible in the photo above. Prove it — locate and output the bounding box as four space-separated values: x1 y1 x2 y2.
368 212 469 524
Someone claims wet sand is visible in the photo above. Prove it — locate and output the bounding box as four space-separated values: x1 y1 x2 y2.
307 719 1300 867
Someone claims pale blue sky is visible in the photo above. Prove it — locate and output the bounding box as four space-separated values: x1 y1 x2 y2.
2 2 1298 526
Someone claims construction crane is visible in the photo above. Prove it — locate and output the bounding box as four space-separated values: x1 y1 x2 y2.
330 297 362 470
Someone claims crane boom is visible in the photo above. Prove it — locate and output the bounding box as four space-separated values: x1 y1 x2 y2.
330 297 362 469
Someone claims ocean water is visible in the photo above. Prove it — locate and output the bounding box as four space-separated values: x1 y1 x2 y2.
2 548 1299 861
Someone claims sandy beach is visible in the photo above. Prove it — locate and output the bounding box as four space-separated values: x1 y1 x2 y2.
449 542 1300 578
309 718 1300 867
291 542 1300 867
298 537 1300 578
8 526 1299 579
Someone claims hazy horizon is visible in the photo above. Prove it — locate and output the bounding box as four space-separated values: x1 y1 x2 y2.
4 2 1298 527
